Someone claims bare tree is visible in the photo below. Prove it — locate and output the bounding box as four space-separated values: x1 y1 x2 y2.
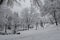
21 7 40 30
13 12 20 34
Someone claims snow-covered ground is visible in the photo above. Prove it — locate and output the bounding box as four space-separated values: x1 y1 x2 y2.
0 24 60 40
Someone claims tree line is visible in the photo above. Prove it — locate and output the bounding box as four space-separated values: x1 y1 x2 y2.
0 0 60 35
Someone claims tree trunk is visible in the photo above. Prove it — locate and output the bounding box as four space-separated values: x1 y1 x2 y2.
0 0 3 5
28 24 30 30
13 27 16 34
54 10 58 25
40 21 44 29
23 24 24 31
5 27 7 34
13 24 17 34
36 25 38 30
36 23 38 30
5 24 7 34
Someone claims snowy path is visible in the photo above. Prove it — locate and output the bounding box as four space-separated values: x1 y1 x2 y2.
0 24 60 40
19 29 60 40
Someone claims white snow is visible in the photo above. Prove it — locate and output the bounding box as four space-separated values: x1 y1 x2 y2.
0 24 60 40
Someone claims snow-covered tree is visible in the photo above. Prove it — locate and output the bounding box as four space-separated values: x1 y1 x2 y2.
41 0 60 25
